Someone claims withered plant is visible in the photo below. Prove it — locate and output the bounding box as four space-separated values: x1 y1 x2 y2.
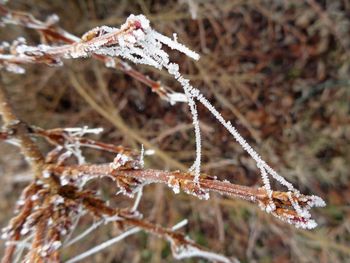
0 3 326 263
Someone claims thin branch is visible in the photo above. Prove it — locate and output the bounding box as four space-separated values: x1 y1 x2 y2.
64 220 104 248
0 85 44 179
48 163 325 229
0 4 173 100
66 227 141 263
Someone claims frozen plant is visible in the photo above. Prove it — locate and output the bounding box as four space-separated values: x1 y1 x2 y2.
54 13 324 226
0 4 326 263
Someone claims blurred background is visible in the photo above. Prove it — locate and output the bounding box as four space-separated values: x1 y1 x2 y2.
0 0 349 262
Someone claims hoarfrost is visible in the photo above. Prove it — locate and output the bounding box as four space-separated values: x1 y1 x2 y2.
172 242 232 263
167 176 180 194
110 153 130 170
168 92 188 105
4 63 25 74
60 175 70 186
104 58 116 68
64 126 103 136
42 170 51 179
52 195 65 205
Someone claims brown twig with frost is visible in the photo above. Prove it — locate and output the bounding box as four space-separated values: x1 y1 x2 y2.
0 4 173 101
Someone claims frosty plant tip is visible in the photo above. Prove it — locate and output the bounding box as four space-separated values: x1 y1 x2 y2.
0 6 327 263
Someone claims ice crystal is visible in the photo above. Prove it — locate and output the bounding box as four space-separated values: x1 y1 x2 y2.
3 63 25 74
64 126 103 136
52 195 65 205
168 92 188 105
167 176 180 194
110 153 130 169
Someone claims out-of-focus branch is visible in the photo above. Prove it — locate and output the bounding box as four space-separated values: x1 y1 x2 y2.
0 126 137 158
32 127 136 155
65 186 231 263
0 85 44 178
0 84 67 262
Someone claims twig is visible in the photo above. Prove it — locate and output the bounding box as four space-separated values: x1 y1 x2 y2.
48 163 325 229
66 227 141 263
0 4 173 100
0 85 44 177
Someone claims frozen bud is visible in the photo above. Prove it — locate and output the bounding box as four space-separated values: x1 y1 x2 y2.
126 14 150 30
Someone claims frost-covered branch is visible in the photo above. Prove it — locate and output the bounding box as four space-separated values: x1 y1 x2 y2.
0 4 174 101
0 4 327 263
49 163 325 229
